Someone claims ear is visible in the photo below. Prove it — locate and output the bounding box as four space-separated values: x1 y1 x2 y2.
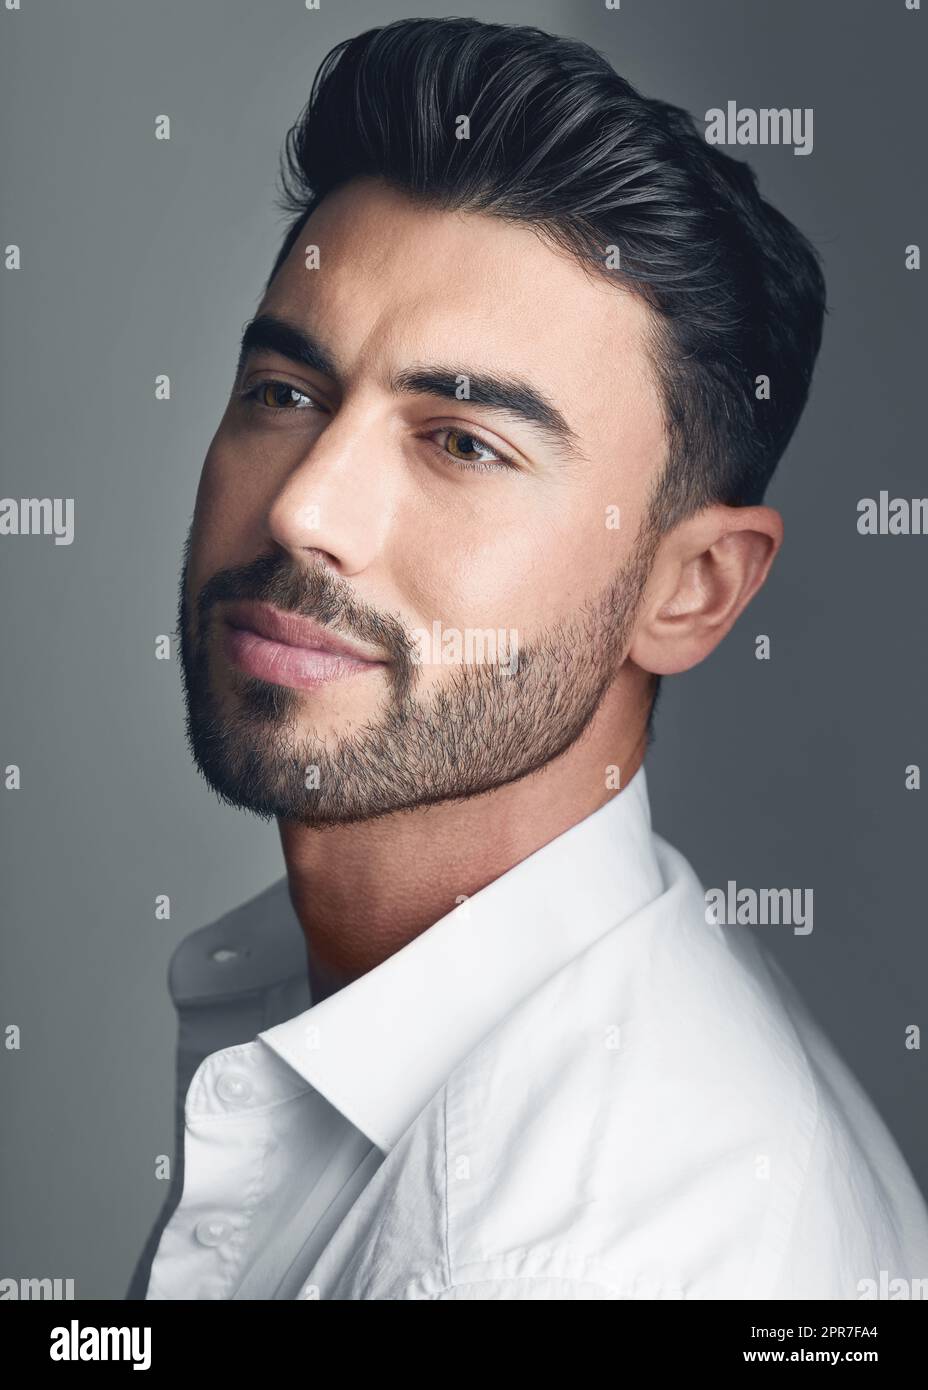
628 504 783 676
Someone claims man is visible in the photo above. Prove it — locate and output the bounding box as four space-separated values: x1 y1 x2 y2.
127 17 928 1300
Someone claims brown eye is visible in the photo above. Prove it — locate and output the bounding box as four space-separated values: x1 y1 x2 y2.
258 381 313 409
444 429 501 464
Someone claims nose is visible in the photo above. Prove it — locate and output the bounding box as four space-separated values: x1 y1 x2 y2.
266 397 396 576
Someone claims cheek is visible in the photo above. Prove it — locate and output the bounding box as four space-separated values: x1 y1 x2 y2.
523 518 631 619
396 500 622 637
394 515 534 632
190 435 267 576
188 454 231 592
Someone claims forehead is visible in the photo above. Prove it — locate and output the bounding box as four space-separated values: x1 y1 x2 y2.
261 178 664 458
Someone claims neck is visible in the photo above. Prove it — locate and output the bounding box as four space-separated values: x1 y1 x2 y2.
279 689 647 990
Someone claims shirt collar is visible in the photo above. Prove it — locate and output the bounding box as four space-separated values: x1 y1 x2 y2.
257 763 664 1153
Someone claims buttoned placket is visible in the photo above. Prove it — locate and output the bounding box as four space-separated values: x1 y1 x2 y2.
151 1041 302 1299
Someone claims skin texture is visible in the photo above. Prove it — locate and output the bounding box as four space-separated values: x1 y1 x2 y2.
179 176 783 995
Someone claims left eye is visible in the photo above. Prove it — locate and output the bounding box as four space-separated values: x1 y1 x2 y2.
432 428 511 470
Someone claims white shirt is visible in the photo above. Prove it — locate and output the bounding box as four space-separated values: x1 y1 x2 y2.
129 766 928 1300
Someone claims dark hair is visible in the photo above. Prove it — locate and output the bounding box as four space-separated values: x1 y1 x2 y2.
264 17 827 739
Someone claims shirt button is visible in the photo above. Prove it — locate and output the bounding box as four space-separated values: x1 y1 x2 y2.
194 1217 231 1247
216 1070 254 1104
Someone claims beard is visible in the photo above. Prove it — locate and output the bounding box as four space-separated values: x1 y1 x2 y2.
177 526 657 828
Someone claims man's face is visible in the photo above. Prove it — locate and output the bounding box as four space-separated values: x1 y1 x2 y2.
179 177 666 825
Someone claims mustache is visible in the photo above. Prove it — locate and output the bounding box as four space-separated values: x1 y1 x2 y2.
194 552 418 676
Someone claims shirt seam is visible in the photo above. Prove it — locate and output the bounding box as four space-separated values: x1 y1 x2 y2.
742 951 823 1299
761 1086 823 1299
441 1082 453 1289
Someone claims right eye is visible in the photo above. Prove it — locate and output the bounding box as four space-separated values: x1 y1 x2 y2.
238 379 321 412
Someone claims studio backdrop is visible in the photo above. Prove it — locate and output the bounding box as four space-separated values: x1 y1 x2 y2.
1 0 925 1299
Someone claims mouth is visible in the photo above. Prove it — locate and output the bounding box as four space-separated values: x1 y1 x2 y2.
220 599 389 691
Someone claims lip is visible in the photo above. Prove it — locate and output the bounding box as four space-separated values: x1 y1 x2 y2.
221 599 387 691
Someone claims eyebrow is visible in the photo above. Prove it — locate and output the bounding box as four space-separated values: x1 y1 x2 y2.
236 313 338 383
236 313 585 460
392 367 583 460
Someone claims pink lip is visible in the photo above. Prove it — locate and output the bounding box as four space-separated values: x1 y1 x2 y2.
221 600 387 691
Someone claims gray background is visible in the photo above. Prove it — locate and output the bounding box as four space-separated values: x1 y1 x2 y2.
1 0 924 1299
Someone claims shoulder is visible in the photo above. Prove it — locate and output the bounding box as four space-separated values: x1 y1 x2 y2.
431 855 807 1296
339 834 928 1299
